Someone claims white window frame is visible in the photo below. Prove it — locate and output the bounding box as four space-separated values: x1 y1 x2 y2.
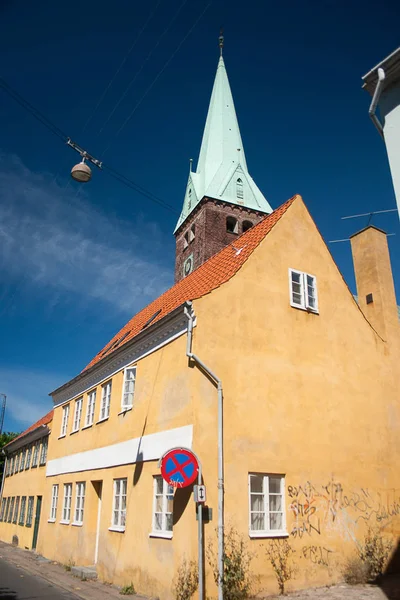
13 496 20 523
60 404 70 437
72 397 83 433
0 498 6 521
19 449 25 471
100 381 112 421
61 483 72 524
49 484 59 522
121 367 136 410
14 453 19 474
85 390 96 427
110 478 127 532
39 437 48 465
26 496 34 527
25 445 32 470
31 441 40 467
248 473 287 538
288 269 319 313
151 476 174 539
73 482 86 525
19 496 27 525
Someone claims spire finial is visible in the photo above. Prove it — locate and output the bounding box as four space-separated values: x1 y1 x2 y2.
189 158 193 173
219 27 224 56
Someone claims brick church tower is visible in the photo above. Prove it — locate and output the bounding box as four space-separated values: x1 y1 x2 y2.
174 36 273 282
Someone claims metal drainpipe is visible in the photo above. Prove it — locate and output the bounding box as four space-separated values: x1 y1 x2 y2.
184 302 224 600
368 67 386 138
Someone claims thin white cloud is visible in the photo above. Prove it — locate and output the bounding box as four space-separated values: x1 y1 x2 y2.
0 367 66 430
0 153 173 313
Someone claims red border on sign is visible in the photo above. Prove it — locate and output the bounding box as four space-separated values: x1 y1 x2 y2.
160 448 199 488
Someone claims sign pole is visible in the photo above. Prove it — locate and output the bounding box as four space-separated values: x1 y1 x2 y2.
197 463 204 600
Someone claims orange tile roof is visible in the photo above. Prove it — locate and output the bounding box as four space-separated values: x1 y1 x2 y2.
84 195 297 371
6 409 53 449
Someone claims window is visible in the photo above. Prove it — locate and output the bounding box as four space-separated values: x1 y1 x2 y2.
74 482 86 525
26 496 34 527
62 484 72 523
0 498 6 521
100 381 112 421
25 445 32 470
152 476 174 536
9 497 14 523
242 220 253 233
226 216 238 234
5 498 11 522
49 485 59 521
112 478 127 531
14 453 20 474
183 232 189 249
19 497 27 525
5 457 9 477
190 224 195 242
60 404 70 437
85 390 96 427
32 441 40 467
289 269 318 313
13 497 20 523
236 178 244 200
9 455 14 475
39 437 48 465
188 188 192 210
20 449 25 471
122 367 136 410
72 397 83 432
249 474 286 537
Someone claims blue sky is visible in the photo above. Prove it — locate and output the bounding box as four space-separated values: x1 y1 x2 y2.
0 0 399 432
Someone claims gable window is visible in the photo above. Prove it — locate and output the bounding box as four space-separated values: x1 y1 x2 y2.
74 482 86 525
19 497 27 525
40 437 48 465
26 496 34 527
25 445 32 470
72 397 83 433
85 390 96 427
49 485 58 522
289 269 318 313
242 220 253 233
13 497 20 523
111 478 127 531
62 484 72 523
249 474 286 537
122 367 136 410
152 476 174 538
0 498 6 521
60 404 70 437
236 178 244 200
100 381 112 421
226 216 238 234
32 441 40 468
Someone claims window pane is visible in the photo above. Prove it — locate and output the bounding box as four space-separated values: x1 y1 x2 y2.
291 272 301 283
269 477 281 493
270 513 283 530
269 495 282 511
292 292 302 305
250 513 264 530
251 494 263 511
250 476 263 493
156 478 163 494
155 496 163 512
154 513 162 530
167 497 174 514
165 513 173 531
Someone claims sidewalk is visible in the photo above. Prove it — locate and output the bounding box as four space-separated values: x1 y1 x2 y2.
0 541 149 600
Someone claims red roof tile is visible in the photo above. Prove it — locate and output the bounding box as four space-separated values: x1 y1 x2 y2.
84 196 297 371
6 409 53 448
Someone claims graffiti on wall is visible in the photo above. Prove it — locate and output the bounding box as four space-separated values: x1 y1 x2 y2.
288 480 400 544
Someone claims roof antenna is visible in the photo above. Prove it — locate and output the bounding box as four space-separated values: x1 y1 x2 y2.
219 27 224 57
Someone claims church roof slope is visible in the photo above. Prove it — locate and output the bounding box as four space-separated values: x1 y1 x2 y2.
84 195 297 371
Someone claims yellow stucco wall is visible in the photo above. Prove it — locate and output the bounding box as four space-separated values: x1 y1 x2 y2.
14 197 400 598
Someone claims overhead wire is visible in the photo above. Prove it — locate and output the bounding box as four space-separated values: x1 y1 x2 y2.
100 1 212 158
97 0 188 137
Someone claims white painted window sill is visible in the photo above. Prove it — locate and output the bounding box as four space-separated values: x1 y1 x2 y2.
149 531 173 540
249 531 289 539
118 407 132 415
82 423 93 430
96 417 109 425
60 520 70 525
48 519 56 523
290 302 319 314
58 434 66 440
108 526 125 533
72 522 83 527
70 429 79 435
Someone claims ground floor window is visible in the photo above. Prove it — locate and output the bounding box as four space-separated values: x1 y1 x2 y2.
112 478 127 531
26 497 34 527
8 498 14 523
248 473 286 537
62 484 72 523
74 482 85 525
0 498 6 521
152 476 174 536
13 497 20 523
19 497 27 525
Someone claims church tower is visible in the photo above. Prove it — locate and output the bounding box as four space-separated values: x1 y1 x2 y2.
174 35 273 282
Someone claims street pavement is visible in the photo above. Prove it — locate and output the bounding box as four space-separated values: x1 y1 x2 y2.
0 556 80 599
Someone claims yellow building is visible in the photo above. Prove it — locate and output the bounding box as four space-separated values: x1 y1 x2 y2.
0 410 53 551
1 42 399 599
